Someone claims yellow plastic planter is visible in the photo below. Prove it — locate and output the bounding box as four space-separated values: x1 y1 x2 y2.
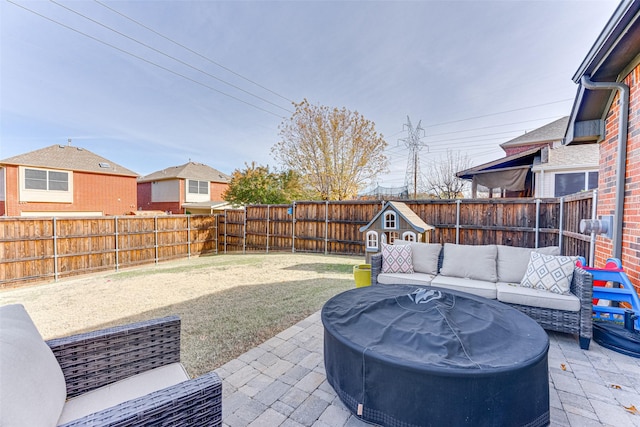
353 264 371 288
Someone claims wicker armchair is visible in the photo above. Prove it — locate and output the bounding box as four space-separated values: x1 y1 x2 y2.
47 316 222 427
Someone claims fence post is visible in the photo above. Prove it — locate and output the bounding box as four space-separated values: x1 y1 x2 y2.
535 199 540 248
154 216 159 264
187 215 191 259
589 189 598 267
455 200 461 244
243 207 247 254
53 217 59 282
266 205 270 254
114 216 119 271
224 210 227 254
558 197 564 254
325 201 329 255
292 201 296 253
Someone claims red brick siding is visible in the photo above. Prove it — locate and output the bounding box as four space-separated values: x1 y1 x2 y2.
596 63 640 295
1 165 137 216
210 182 229 201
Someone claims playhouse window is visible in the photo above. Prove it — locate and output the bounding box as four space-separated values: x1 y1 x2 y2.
383 211 397 229
402 231 416 242
366 231 378 250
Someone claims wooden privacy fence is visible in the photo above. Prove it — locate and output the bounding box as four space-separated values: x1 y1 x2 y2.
0 192 596 288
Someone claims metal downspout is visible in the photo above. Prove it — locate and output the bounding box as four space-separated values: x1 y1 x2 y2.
580 75 629 260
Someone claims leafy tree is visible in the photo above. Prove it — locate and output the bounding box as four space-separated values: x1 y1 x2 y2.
272 99 388 200
223 162 309 205
424 150 472 199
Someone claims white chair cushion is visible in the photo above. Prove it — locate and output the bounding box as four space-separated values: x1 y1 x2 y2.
0 304 67 427
377 272 435 285
496 245 560 283
57 362 189 425
394 241 441 275
431 275 497 299
496 283 580 311
439 243 498 282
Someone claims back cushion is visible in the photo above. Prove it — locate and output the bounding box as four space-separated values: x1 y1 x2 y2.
0 304 67 427
440 243 498 282
496 245 561 283
394 241 442 275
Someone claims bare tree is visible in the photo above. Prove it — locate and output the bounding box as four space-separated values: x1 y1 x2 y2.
272 99 388 200
424 150 472 199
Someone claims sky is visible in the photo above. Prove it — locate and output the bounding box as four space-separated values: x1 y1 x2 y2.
0 0 621 191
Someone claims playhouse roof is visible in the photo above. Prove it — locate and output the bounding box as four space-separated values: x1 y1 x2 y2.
359 201 434 233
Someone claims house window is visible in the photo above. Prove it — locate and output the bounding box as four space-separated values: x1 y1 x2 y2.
383 211 397 229
402 231 416 242
187 180 209 195
386 231 398 244
554 172 598 197
25 169 69 191
366 231 378 250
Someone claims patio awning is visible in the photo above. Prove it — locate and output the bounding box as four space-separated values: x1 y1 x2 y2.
471 166 529 191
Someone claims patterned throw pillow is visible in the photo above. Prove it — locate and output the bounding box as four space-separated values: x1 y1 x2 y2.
381 243 414 274
520 252 576 294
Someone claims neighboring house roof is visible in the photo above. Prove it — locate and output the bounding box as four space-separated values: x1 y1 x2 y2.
532 144 599 172
359 201 434 233
138 162 230 183
0 144 138 177
500 117 569 148
565 1 640 144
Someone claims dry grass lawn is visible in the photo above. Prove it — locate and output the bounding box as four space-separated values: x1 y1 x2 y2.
0 252 362 377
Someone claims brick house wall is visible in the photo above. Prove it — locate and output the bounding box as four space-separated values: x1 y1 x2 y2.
136 180 183 213
210 182 228 200
595 63 640 295
2 165 137 216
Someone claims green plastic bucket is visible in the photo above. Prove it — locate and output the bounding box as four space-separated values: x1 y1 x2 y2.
353 264 371 288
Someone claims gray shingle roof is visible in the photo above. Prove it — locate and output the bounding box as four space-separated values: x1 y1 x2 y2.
138 162 230 183
501 117 569 148
0 144 138 176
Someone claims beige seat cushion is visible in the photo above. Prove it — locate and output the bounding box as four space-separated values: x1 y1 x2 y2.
394 241 442 275
377 272 435 286
496 245 560 283
431 275 497 299
496 283 580 311
58 362 190 425
439 244 498 282
0 304 67 427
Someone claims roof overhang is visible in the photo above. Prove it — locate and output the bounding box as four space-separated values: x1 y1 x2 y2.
456 146 541 180
565 1 640 145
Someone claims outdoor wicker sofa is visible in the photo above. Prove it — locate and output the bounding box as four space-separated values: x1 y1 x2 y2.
0 304 222 426
370 242 594 349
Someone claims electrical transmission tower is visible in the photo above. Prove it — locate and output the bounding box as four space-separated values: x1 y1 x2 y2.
399 116 427 199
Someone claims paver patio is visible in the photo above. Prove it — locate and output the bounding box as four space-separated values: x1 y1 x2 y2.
216 311 640 427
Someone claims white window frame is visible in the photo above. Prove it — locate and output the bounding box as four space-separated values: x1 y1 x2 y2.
383 211 397 229
366 231 379 250
187 179 209 195
402 231 417 242
19 166 73 203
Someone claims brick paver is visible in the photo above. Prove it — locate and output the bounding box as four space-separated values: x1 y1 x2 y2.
218 311 640 427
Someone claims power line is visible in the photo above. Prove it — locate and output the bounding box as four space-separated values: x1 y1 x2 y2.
93 0 294 104
49 0 292 114
7 0 287 118
425 99 573 128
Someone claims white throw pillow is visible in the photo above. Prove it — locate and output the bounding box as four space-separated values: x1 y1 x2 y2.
381 243 414 273
0 304 67 427
394 241 441 275
439 243 498 282
520 252 576 295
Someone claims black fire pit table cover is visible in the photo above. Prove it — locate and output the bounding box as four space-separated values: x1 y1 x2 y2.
322 285 550 427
